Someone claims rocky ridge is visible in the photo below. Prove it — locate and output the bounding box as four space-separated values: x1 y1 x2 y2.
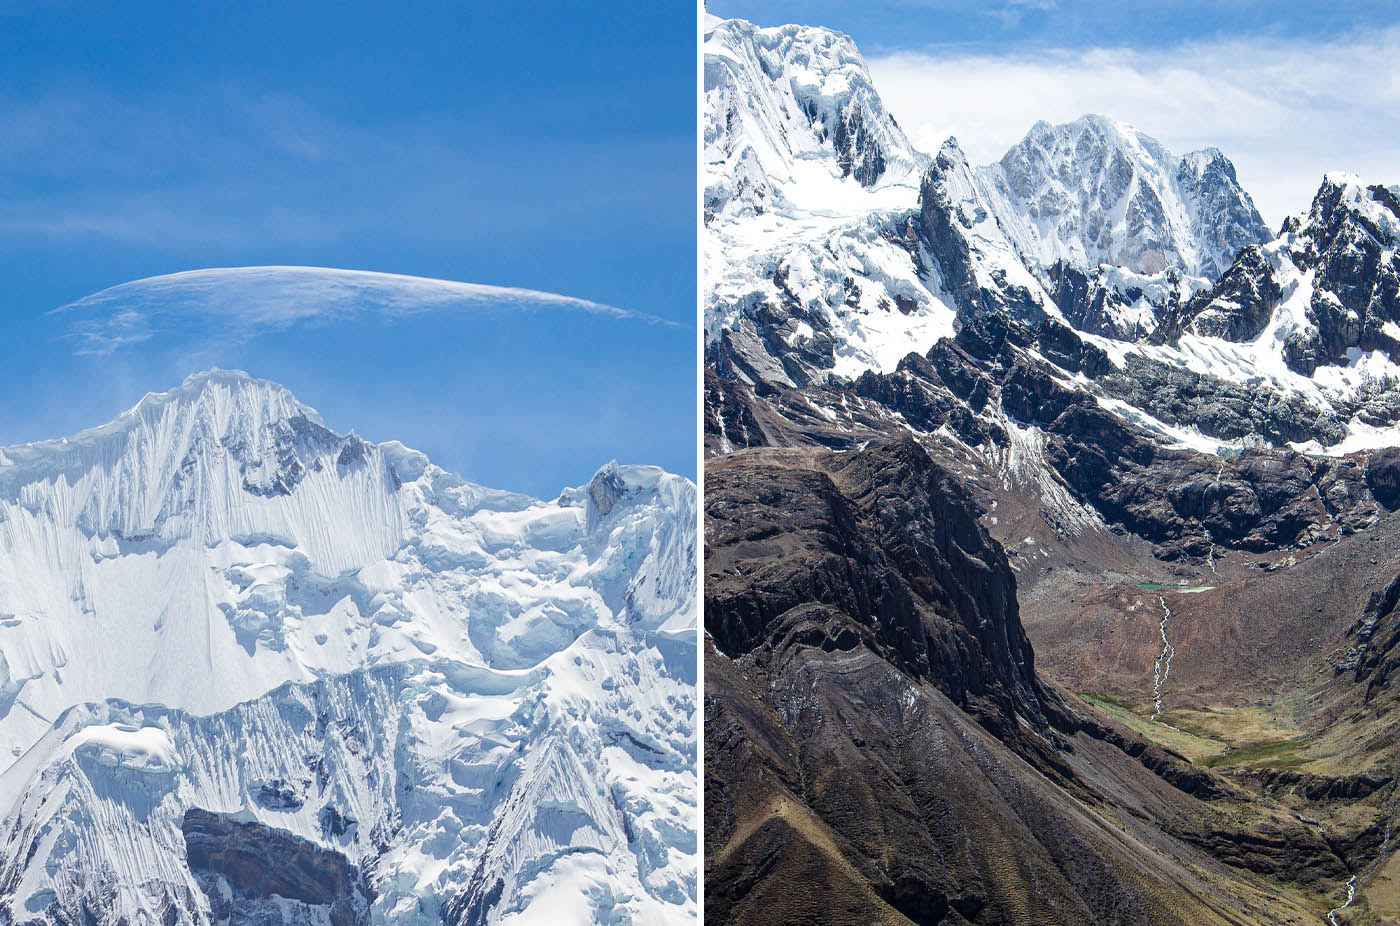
705 444 1344 924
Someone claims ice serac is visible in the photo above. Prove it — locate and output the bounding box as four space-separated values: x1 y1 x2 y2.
979 115 1270 281
0 370 697 924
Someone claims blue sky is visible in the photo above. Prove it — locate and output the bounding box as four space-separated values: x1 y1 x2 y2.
709 1 1396 53
710 1 1400 225
0 1 695 497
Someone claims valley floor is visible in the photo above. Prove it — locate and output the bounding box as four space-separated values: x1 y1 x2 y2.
1010 507 1400 924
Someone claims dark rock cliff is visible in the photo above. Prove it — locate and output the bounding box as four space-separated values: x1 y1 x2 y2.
706 438 1046 734
182 808 372 925
703 443 1332 925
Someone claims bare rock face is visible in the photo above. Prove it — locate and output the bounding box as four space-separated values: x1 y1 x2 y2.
1174 245 1282 342
1171 175 1400 377
182 808 372 925
711 308 1386 559
1040 401 1375 557
706 438 1046 732
586 460 628 532
704 444 1335 926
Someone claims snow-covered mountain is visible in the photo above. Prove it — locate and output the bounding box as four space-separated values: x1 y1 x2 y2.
703 17 959 384
1133 172 1400 450
1171 174 1400 373
0 370 697 924
978 114 1270 280
703 16 1273 397
704 16 927 225
704 14 1400 461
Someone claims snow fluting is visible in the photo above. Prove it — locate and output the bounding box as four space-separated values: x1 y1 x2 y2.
0 369 697 925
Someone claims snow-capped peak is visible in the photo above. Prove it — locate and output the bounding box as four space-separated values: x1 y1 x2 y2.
0 368 389 556
918 136 1058 322
5 369 316 463
977 114 1270 280
132 367 315 419
0 371 696 747
704 17 927 224
1308 171 1400 241
0 373 697 923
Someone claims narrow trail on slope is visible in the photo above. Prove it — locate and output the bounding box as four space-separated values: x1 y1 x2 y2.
1150 596 1176 724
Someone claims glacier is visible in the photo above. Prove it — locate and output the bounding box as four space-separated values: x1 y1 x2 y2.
0 370 697 924
704 14 1400 460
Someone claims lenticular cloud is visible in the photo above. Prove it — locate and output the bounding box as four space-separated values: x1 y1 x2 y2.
55 265 677 355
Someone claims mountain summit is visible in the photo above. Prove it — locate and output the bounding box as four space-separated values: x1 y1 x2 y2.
0 370 697 924
704 17 928 224
979 114 1270 279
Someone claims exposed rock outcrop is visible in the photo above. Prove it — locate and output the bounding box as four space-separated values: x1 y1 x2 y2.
705 445 1329 925
183 808 372 925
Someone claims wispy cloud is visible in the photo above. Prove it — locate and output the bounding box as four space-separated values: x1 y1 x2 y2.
0 85 393 249
987 0 1056 27
867 26 1400 225
54 266 681 356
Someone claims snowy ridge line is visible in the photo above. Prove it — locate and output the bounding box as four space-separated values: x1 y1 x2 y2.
705 14 1400 461
0 370 698 923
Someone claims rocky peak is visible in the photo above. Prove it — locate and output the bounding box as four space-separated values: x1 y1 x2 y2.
1176 146 1272 279
1167 171 1400 379
585 460 627 532
1172 244 1283 343
919 138 1054 323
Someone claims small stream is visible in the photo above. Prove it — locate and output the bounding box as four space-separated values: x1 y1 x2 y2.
1326 874 1356 925
1150 596 1176 724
